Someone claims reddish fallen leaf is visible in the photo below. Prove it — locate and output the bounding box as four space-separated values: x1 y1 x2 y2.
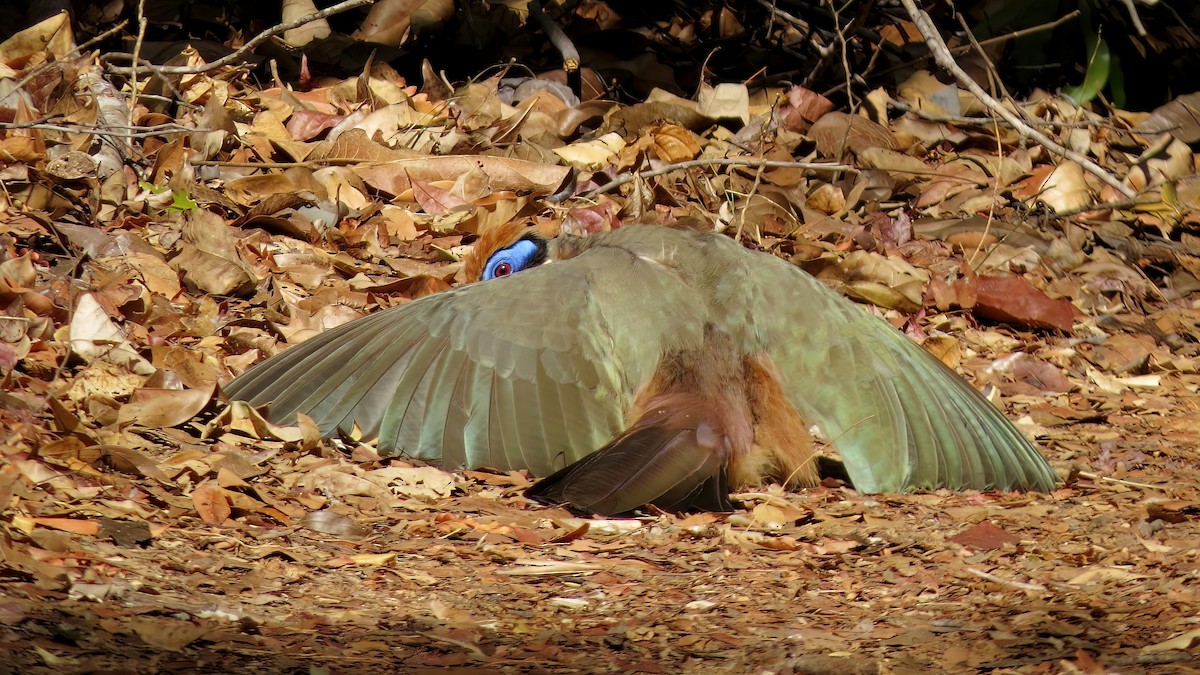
191 484 232 526
286 110 344 141
1013 356 1074 393
973 275 1075 331
777 84 835 133
548 522 590 544
948 521 1022 550
412 180 469 215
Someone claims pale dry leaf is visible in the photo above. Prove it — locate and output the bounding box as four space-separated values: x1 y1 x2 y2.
169 211 256 296
650 123 701 162
116 385 215 429
1066 566 1145 585
749 502 810 529
68 293 155 375
1141 628 1200 655
301 510 368 538
552 132 627 170
209 400 306 443
839 251 930 312
281 0 331 46
1036 161 1091 213
696 82 749 124
857 147 929 179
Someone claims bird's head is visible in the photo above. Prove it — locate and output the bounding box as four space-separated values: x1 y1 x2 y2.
462 220 561 282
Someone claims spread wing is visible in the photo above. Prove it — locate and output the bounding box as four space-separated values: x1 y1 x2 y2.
721 234 1057 493
224 244 709 476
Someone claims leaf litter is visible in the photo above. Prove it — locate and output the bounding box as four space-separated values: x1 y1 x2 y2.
0 9 1198 675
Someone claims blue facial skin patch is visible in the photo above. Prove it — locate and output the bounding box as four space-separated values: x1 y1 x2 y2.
483 238 543 280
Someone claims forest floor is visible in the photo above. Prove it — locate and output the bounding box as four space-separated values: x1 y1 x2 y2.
2 9 1200 675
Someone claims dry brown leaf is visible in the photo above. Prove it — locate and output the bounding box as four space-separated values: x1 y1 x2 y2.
776 85 835 133
355 156 570 196
0 10 75 65
169 211 256 296
302 510 369 538
1134 92 1200 144
116 385 215 429
1035 161 1092 213
857 147 929 179
128 618 210 651
1012 356 1074 393
650 123 701 162
191 484 231 526
281 0 331 46
839 251 930 312
749 502 811 529
412 180 470 215
102 446 172 482
810 112 898 158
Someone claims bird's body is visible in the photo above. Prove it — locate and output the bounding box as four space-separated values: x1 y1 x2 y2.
225 224 1057 513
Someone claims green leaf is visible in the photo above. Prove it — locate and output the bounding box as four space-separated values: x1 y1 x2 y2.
1063 36 1111 105
138 181 169 195
167 191 198 212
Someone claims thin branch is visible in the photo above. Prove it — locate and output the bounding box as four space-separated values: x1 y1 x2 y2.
965 567 1048 592
898 0 1136 200
586 158 857 198
0 122 197 138
1076 471 1163 490
129 0 148 127
105 0 375 76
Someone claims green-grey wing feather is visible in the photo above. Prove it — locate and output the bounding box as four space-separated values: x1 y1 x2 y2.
724 235 1056 492
224 245 709 476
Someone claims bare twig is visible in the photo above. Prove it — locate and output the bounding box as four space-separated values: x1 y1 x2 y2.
129 0 148 127
897 0 1137 201
586 158 857 198
105 0 374 76
0 122 196 138
965 567 1048 592
1076 471 1163 490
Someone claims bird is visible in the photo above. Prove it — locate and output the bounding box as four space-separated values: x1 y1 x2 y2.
223 222 1058 514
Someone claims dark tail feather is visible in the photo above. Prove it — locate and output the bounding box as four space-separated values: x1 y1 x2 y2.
526 404 732 515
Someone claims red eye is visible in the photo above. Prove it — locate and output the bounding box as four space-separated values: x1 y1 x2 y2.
494 262 513 276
